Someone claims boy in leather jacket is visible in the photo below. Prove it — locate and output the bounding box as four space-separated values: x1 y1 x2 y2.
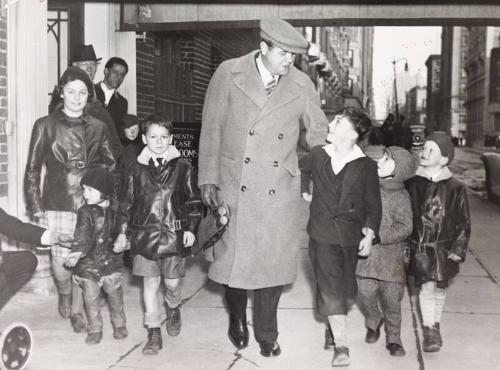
300 107 382 367
64 168 128 345
115 114 203 355
406 132 471 352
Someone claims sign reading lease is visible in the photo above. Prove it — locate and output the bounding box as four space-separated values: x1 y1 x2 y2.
172 122 201 173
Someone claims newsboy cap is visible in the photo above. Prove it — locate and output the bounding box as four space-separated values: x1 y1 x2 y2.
81 167 115 198
425 131 455 164
260 18 309 54
72 44 102 63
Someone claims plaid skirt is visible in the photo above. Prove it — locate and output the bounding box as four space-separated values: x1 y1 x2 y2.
39 211 77 258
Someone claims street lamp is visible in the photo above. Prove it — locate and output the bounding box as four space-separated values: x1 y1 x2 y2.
392 57 408 123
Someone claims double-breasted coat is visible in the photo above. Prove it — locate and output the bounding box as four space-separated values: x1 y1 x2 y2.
198 50 328 289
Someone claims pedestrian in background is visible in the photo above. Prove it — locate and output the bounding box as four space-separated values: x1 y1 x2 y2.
24 66 115 333
198 18 328 357
300 107 381 367
356 146 418 357
117 114 203 355
406 132 471 352
65 168 128 345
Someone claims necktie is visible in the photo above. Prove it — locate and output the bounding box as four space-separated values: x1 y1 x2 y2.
265 76 278 97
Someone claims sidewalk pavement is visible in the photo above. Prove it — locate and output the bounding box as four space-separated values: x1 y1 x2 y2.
1 193 500 370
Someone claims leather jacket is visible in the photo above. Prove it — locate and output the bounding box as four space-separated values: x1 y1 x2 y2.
72 204 124 282
120 148 203 260
24 109 115 215
406 169 471 282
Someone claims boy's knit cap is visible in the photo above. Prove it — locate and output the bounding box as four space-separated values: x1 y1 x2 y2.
80 167 115 197
425 131 455 164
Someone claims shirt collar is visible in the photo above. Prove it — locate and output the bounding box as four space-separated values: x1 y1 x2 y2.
100 82 115 104
256 53 278 87
137 145 181 166
323 143 366 174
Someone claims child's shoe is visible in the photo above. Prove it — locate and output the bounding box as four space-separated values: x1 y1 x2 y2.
113 326 129 340
142 328 162 355
386 343 406 357
422 326 440 352
166 305 181 336
70 314 87 333
332 346 350 367
365 319 383 343
85 332 103 345
324 326 335 351
434 323 443 347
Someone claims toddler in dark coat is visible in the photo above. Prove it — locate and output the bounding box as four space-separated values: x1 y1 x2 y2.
356 146 418 357
65 167 128 345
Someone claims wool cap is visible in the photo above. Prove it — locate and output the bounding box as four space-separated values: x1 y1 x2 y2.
123 114 138 129
59 66 94 97
425 131 455 164
260 18 309 54
81 167 115 198
72 44 101 63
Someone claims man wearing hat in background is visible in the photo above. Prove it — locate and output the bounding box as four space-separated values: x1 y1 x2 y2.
48 44 123 160
198 18 328 357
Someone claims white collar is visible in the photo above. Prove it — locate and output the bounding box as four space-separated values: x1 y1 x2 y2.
137 145 181 166
100 82 115 105
323 143 366 174
256 54 278 87
416 165 453 182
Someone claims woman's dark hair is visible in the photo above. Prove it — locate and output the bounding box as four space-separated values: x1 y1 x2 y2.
335 106 372 143
49 66 94 113
141 113 173 135
105 57 129 74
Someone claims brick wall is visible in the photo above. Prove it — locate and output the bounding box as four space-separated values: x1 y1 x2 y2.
136 27 258 123
0 14 7 197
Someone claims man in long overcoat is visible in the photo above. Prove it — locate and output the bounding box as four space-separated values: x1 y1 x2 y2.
198 18 328 357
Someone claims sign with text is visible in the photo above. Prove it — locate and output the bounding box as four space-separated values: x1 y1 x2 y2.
172 122 201 173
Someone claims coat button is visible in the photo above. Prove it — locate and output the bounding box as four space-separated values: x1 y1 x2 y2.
241 185 247 192
244 157 251 163
269 189 275 195
98 238 103 243
249 129 255 136
273 161 279 167
278 133 284 139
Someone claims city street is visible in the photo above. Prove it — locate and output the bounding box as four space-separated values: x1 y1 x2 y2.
1 148 500 370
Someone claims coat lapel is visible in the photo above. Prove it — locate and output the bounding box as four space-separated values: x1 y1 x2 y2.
339 159 365 209
232 52 267 110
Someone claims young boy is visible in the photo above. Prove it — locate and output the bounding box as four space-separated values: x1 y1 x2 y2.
116 113 203 355
406 132 471 352
64 167 128 345
300 107 382 367
356 146 418 357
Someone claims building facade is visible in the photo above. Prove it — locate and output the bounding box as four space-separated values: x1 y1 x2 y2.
406 85 427 126
425 54 441 134
439 26 468 145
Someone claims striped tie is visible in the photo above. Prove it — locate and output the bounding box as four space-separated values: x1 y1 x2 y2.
265 76 278 97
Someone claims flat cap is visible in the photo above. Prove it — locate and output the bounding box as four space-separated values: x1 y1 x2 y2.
260 18 309 54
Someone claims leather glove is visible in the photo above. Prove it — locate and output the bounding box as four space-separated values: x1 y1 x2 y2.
48 232 74 248
200 184 219 209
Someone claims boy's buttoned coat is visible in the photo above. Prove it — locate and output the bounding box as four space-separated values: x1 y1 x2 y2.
199 50 328 289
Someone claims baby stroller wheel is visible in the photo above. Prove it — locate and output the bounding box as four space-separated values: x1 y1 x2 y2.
0 323 32 370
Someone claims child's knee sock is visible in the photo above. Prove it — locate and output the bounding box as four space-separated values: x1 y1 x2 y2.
164 277 183 308
419 282 436 327
328 315 347 347
144 311 162 329
433 287 447 324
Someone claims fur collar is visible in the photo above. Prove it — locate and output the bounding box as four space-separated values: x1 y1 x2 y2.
415 165 453 182
137 145 181 166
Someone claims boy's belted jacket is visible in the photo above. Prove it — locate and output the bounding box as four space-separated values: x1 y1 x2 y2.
72 204 124 282
300 145 382 248
198 50 328 289
24 108 115 215
120 147 203 260
406 167 471 282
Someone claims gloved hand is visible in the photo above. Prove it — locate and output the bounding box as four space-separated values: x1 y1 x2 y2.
200 184 219 209
113 233 128 253
64 251 83 267
48 231 74 248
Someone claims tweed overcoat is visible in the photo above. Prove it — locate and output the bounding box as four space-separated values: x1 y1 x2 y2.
198 50 328 289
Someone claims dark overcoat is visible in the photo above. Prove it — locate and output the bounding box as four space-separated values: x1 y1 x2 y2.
198 50 328 289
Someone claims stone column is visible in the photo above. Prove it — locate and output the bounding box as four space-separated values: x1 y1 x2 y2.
7 0 53 294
